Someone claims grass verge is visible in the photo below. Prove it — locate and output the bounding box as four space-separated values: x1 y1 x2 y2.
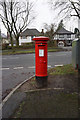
48 64 78 75
2 49 35 55
2 47 63 55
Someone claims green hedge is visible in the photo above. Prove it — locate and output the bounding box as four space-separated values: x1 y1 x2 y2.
2 42 35 50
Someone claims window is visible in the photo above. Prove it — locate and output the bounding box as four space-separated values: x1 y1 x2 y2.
21 36 27 39
59 35 64 38
67 34 71 38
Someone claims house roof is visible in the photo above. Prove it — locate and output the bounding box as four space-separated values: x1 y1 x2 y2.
20 28 40 36
56 27 74 35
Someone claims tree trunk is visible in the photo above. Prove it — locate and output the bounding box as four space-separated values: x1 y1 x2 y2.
11 39 13 48
16 35 19 47
10 34 13 48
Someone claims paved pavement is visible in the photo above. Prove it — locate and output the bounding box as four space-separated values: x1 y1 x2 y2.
2 51 72 99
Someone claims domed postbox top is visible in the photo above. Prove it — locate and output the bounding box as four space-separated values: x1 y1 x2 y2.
32 36 49 41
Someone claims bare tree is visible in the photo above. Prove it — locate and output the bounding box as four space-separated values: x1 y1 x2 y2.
44 20 64 40
0 0 35 47
48 0 80 19
44 23 56 41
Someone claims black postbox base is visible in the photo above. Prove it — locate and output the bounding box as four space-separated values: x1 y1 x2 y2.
35 76 48 88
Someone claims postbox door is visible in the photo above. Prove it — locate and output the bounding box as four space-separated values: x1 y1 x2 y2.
36 44 47 77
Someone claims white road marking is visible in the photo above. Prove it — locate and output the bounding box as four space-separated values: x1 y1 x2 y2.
28 66 35 69
13 67 23 70
48 65 51 68
54 88 64 90
28 65 51 69
54 64 63 67
9 57 19 59
1 65 51 70
2 57 19 60
0 68 10 70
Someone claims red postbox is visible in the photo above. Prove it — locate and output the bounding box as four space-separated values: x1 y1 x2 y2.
32 36 49 87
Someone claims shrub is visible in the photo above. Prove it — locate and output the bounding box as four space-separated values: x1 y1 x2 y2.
48 41 54 47
21 42 35 49
2 43 9 50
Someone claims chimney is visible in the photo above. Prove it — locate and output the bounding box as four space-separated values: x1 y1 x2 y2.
42 29 44 33
41 29 44 36
7 31 9 39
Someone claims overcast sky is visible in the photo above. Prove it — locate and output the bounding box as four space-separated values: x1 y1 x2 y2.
0 0 78 35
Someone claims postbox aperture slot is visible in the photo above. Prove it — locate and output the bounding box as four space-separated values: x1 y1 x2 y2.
38 45 45 46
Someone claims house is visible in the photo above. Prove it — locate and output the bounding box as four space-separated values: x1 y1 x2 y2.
19 28 40 45
1 32 9 44
54 27 75 47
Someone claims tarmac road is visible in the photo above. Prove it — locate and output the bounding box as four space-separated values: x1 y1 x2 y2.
2 51 72 99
